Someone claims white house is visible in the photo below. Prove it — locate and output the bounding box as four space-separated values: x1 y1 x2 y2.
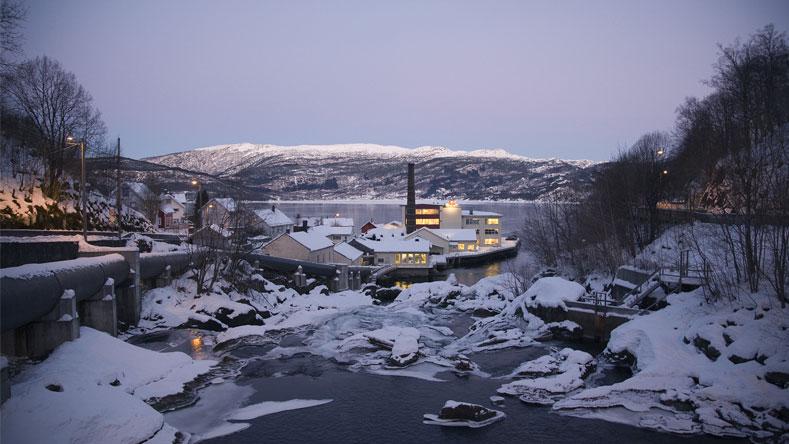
261 231 335 264
352 238 431 269
333 242 363 265
405 227 478 254
461 210 502 247
252 206 294 237
309 225 353 244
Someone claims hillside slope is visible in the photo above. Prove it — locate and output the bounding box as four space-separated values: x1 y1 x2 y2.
145 143 601 201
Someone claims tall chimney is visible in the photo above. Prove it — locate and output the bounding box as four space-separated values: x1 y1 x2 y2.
405 163 416 233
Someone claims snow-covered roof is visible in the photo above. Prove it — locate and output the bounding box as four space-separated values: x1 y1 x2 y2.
355 238 430 253
171 192 189 204
309 225 353 236
254 208 294 227
210 198 236 212
427 228 478 242
364 227 406 239
334 242 363 261
322 217 354 228
160 203 175 214
462 210 502 217
288 231 333 251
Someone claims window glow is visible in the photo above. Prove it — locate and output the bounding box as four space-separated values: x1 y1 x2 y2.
415 208 439 215
458 243 465 250
486 218 500 225
484 238 499 246
415 218 439 225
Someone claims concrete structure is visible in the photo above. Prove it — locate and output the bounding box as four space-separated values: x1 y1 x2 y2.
261 231 334 263
462 209 502 247
405 162 417 233
439 200 462 229
252 206 294 237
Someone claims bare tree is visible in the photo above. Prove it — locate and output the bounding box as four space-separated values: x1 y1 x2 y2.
0 0 26 72
1 56 107 195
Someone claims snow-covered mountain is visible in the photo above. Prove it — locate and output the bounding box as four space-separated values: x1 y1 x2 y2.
145 143 602 201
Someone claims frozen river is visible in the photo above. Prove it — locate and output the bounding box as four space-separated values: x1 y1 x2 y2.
140 328 735 444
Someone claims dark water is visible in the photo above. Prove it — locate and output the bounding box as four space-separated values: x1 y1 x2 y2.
198 345 733 444
248 201 534 235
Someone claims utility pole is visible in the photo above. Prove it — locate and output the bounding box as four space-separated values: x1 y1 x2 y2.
116 137 122 240
81 140 87 241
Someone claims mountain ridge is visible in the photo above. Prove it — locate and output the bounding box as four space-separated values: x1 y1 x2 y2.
144 143 603 201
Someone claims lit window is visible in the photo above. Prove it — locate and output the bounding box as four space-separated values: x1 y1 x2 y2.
468 244 476 251
484 238 499 246
458 243 465 250
416 218 440 225
486 218 500 225
415 208 439 215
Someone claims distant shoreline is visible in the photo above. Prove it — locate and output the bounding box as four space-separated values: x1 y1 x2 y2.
244 199 544 205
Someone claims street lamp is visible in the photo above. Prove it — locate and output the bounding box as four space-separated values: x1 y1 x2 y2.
66 136 87 241
657 148 665 156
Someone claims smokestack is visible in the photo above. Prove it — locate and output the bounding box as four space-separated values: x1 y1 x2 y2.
405 163 416 233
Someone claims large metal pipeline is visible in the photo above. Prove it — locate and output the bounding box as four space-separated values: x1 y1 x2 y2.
244 253 340 278
0 254 130 331
139 251 195 280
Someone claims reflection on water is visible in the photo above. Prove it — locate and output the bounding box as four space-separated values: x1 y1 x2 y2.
191 334 207 360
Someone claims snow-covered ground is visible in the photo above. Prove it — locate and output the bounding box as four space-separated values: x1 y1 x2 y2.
554 289 788 439
0 328 214 444
3 220 786 441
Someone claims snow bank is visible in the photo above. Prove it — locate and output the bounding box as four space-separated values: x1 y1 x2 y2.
1 328 215 444
555 289 789 439
522 277 586 310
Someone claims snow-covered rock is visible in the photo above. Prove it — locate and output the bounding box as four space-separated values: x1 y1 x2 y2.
423 400 506 428
498 348 594 405
389 328 421 367
554 289 789 439
522 277 586 311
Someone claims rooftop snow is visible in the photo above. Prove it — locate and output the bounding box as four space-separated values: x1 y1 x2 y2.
288 231 334 251
333 242 363 261
254 208 294 227
210 198 236 212
309 225 353 236
428 228 478 242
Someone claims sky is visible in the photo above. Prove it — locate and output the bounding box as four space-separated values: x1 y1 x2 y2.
21 0 789 161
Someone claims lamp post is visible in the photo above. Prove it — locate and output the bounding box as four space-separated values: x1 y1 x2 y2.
66 136 87 241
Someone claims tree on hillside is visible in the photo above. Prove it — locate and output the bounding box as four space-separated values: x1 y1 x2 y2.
0 0 26 72
1 56 107 195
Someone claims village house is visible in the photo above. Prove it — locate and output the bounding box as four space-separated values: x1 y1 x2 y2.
404 227 478 255
351 237 431 269
157 193 187 229
111 182 152 213
332 242 363 265
200 198 237 229
252 206 294 237
261 231 335 264
322 217 354 228
308 225 353 243
192 224 232 250
461 209 502 247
